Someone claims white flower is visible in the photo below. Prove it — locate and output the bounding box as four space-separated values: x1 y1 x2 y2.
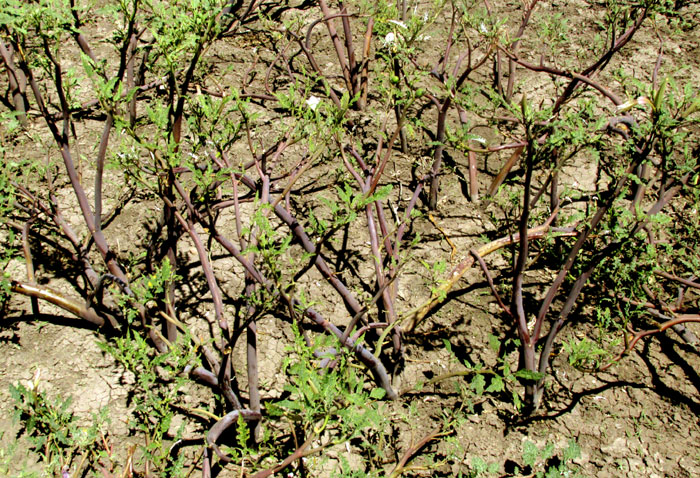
28 369 41 391
479 22 488 34
616 96 652 113
388 19 407 29
384 32 397 46
527 316 536 336
305 95 321 111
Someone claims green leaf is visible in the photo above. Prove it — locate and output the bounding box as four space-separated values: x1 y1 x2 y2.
442 339 453 356
488 334 500 353
366 184 393 204
81 51 95 79
370 388 386 400
236 413 250 448
653 77 668 111
513 369 545 382
563 439 581 462
541 442 555 461
470 374 485 396
682 95 700 117
337 184 352 204
512 391 522 411
522 441 539 467
486 375 504 393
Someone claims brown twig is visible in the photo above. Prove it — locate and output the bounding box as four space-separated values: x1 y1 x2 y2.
470 248 512 319
249 434 316 478
10 280 106 327
387 427 446 478
655 271 700 290
603 315 700 370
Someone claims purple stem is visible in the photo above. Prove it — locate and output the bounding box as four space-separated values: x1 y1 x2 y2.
207 409 262 462
318 0 353 93
0 41 28 125
25 42 127 285
505 0 541 101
